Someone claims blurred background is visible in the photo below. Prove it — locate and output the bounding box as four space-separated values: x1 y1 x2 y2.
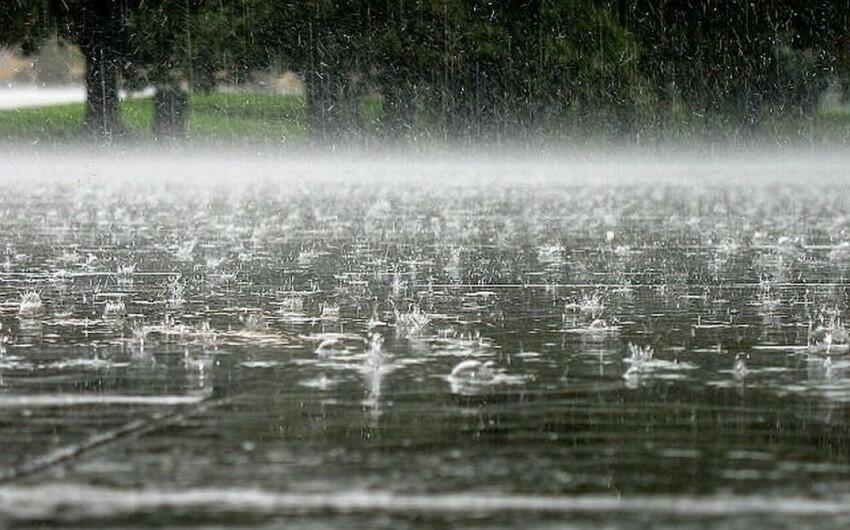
0 1 849 145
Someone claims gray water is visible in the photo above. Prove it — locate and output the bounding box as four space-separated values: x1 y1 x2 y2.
1 150 850 528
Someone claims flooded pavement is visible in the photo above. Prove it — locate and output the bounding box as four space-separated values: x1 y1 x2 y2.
2 152 850 528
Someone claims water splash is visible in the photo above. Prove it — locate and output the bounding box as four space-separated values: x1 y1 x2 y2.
18 291 43 317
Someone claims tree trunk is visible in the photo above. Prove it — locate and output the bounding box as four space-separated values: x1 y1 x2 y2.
153 85 189 138
76 0 126 138
81 42 122 137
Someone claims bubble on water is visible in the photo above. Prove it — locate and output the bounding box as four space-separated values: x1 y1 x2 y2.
450 359 495 381
309 333 368 356
623 365 642 388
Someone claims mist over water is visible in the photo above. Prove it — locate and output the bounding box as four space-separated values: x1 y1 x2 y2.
3 143 849 187
1 146 850 528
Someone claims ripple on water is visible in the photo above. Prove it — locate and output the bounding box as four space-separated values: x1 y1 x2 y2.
5 173 850 525
4 484 850 522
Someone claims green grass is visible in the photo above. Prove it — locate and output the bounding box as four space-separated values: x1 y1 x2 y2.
0 101 87 141
188 92 307 142
0 91 309 144
2 90 850 145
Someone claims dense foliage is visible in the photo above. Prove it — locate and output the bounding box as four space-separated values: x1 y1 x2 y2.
1 0 848 141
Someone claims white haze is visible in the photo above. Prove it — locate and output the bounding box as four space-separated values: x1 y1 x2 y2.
0 145 847 191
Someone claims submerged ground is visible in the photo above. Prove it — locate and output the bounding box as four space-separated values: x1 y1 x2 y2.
1 149 850 528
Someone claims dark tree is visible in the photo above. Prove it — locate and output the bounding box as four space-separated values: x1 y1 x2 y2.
361 1 641 140
124 0 200 138
626 0 850 130
0 0 134 137
3 0 849 142
71 1 130 135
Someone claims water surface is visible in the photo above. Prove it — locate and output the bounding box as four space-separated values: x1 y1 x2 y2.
1 152 850 528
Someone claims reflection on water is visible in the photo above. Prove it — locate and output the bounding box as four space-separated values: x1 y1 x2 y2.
2 165 850 527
